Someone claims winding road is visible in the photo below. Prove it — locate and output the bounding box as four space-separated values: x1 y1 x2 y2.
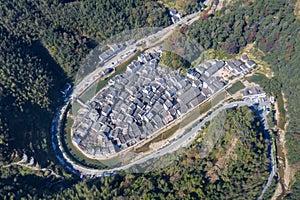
51 97 273 179
50 1 276 197
72 6 206 101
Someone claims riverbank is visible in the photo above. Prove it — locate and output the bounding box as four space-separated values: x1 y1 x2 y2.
272 92 292 199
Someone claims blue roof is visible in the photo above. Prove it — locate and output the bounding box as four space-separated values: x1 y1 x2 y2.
187 68 197 75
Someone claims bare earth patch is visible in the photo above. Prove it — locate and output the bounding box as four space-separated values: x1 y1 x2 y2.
295 0 300 19
242 43 274 78
218 0 234 10
149 140 165 151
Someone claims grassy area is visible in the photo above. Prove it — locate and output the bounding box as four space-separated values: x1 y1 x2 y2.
246 73 269 84
226 81 245 95
135 124 180 153
207 49 233 60
277 92 286 129
211 90 228 106
80 83 99 103
181 100 212 128
158 0 176 8
70 102 81 116
191 51 211 67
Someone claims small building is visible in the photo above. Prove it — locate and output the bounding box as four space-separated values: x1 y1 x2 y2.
242 86 266 100
169 8 177 16
91 122 101 132
204 65 219 77
101 105 112 116
100 125 111 135
128 103 137 115
89 110 100 122
189 94 206 108
187 68 197 79
117 114 125 122
127 61 141 73
208 84 217 93
163 99 173 111
108 44 123 52
144 111 154 122
192 79 202 88
169 108 177 117
163 114 174 125
241 54 249 62
195 65 206 74
201 88 212 97
233 59 243 67
177 87 201 106
179 104 189 115
98 115 108 125
226 60 243 76
246 60 256 69
216 60 225 69
171 14 182 24
212 79 225 90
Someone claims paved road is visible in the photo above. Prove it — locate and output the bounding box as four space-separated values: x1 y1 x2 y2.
129 101 256 166
53 95 276 200
51 0 279 178
258 110 276 200
52 99 264 177
50 2 276 196
51 3 216 177
72 9 204 101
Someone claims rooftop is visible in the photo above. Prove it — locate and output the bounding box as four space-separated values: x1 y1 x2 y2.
72 50 253 157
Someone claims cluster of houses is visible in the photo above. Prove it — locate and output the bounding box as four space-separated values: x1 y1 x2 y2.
98 44 125 62
169 8 183 24
226 54 256 76
71 50 256 158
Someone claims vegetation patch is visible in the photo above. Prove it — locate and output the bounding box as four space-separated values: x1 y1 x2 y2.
207 48 233 60
135 124 180 153
226 81 245 95
158 0 204 14
246 73 269 84
55 107 270 199
160 51 191 69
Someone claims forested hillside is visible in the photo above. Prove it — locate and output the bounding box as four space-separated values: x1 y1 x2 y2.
51 107 269 199
0 0 171 78
0 0 170 156
0 0 171 197
159 0 204 14
2 106 267 199
1 0 300 199
188 0 300 197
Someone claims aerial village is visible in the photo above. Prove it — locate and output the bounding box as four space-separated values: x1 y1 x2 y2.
71 45 257 158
